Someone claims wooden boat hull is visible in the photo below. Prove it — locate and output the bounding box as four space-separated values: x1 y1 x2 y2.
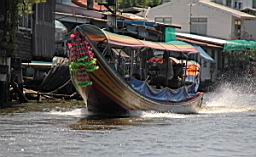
74 51 203 116
69 24 204 116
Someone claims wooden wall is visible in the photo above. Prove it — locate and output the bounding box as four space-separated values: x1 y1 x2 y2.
0 0 7 56
0 1 4 39
33 0 56 60
15 31 32 61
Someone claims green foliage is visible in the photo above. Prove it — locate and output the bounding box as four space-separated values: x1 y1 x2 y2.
17 0 47 15
118 0 161 9
0 0 19 56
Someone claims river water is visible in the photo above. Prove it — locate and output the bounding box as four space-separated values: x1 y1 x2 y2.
1 84 256 157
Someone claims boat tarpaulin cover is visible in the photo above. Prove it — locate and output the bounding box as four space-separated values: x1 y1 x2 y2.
193 45 215 62
224 40 256 52
129 79 197 103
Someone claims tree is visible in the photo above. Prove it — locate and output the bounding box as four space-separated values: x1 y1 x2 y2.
18 0 47 14
118 0 161 9
147 0 161 7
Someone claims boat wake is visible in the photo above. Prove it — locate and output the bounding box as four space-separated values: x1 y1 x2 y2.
49 109 190 119
133 111 189 119
200 82 256 114
48 108 89 117
48 81 256 118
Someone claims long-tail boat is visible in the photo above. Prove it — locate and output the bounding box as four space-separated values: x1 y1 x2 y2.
67 24 203 116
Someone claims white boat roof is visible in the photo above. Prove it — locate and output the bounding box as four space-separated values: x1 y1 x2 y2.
176 32 227 45
22 62 52 69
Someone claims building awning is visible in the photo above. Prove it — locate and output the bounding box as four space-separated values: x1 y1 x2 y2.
177 37 223 48
224 40 256 52
193 45 215 63
176 32 227 46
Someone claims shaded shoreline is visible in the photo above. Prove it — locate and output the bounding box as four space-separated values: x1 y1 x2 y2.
0 100 85 115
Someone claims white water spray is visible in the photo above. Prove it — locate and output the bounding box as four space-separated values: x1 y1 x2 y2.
49 108 89 117
136 111 189 119
200 81 256 113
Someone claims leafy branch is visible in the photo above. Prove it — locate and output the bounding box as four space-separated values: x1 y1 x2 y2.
117 0 161 9
17 0 47 15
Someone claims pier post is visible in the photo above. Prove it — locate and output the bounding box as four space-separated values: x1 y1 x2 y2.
0 55 11 106
11 58 28 103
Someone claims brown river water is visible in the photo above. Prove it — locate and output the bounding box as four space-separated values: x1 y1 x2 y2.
1 83 256 157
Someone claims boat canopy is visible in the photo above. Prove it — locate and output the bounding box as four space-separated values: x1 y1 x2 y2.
224 40 256 52
103 30 198 54
167 40 197 53
74 24 198 54
103 31 145 47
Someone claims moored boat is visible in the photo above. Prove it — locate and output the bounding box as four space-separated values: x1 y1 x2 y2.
67 24 203 116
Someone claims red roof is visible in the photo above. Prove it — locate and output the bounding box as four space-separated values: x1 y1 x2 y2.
72 0 108 11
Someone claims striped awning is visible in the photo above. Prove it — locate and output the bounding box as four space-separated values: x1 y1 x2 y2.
104 31 145 47
142 41 180 52
103 30 198 53
167 41 198 53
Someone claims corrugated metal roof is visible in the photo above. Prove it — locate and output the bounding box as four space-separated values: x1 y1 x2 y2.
104 12 146 21
55 12 107 22
176 32 227 45
199 0 256 19
177 37 223 48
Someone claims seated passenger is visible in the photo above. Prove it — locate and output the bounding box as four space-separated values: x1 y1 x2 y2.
132 73 141 80
158 54 174 86
168 63 184 89
149 75 166 89
147 54 174 88
185 62 200 84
